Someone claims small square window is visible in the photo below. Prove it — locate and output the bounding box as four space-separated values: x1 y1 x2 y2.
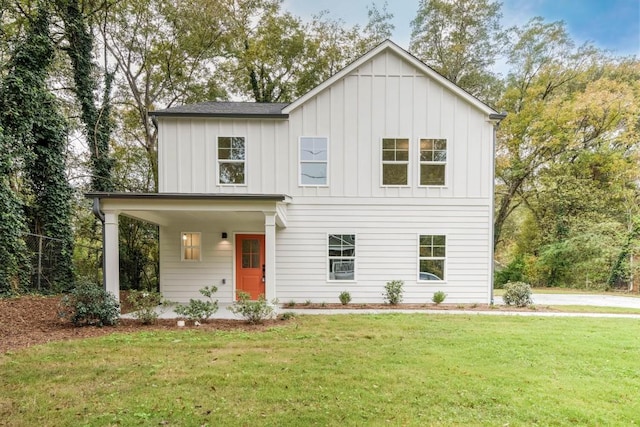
182 232 202 261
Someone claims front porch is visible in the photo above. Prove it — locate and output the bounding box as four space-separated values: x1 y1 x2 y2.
87 192 290 304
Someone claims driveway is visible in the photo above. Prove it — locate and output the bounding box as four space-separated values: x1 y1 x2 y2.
496 293 640 309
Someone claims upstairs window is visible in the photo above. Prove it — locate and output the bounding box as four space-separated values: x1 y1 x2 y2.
419 235 446 281
218 136 245 185
420 138 447 186
182 232 201 261
382 138 409 186
328 234 355 281
300 137 328 186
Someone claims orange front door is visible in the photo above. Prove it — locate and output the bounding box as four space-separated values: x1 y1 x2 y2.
235 234 266 300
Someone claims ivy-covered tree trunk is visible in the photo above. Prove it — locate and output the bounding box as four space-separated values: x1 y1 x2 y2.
57 0 114 193
0 8 74 292
0 127 29 294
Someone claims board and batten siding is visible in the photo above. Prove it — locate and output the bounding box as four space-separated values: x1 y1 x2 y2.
157 50 493 200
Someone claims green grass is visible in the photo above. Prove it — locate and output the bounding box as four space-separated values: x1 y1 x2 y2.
2 314 640 426
494 287 640 297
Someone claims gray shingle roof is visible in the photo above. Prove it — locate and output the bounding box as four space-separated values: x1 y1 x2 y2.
150 102 289 118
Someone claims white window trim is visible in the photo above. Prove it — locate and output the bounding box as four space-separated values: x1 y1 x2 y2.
380 137 411 187
418 137 448 188
417 233 447 282
327 233 357 282
216 135 247 186
181 232 202 262
299 136 329 187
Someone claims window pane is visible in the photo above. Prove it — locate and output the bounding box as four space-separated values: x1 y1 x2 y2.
301 163 327 185
420 259 444 280
383 164 408 185
189 233 200 246
330 260 354 280
434 235 446 246
219 162 245 184
300 137 327 161
420 164 445 185
218 137 245 160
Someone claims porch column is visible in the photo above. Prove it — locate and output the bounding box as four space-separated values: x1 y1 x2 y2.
104 211 120 303
264 212 277 301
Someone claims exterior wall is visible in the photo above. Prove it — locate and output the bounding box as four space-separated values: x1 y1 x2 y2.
275 201 491 304
156 48 496 303
157 50 493 200
159 218 265 303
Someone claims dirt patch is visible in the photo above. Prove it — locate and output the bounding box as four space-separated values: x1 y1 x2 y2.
282 302 549 311
0 295 282 354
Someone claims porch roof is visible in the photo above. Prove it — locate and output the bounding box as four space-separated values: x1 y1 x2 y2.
86 192 291 228
86 192 290 202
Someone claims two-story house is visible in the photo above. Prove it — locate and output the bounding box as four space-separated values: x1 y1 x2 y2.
88 40 505 305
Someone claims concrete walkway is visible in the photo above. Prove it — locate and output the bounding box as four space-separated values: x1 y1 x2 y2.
124 293 640 320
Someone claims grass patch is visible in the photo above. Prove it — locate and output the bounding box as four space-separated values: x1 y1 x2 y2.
494 288 640 297
545 305 640 314
2 315 640 425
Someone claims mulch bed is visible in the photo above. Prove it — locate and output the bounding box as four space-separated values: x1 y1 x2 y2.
1 295 553 354
0 295 281 354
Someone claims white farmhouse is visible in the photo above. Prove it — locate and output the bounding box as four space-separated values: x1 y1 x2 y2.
88 40 505 305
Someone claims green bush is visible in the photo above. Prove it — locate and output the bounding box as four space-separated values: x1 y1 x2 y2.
383 280 404 305
174 286 218 323
280 311 297 321
432 290 447 305
502 281 533 307
59 280 119 327
494 255 526 289
126 290 163 324
339 291 352 305
228 292 276 324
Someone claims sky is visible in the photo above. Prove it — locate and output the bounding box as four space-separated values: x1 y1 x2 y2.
283 0 640 60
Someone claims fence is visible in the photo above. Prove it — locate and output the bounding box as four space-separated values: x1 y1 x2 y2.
23 233 101 292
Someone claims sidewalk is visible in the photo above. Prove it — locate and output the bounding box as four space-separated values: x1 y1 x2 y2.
123 294 640 320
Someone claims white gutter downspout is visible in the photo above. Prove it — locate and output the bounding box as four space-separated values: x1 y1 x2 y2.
489 112 507 305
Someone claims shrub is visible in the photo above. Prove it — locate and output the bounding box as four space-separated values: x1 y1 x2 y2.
228 292 276 324
432 290 447 305
126 290 163 324
383 280 404 305
59 280 119 327
502 281 533 307
174 286 219 323
339 291 352 305
285 300 296 308
280 311 297 321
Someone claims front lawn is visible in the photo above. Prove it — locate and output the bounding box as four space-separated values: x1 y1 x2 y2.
1 314 639 426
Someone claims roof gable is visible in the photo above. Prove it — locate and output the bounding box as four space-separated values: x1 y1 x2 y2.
282 40 498 116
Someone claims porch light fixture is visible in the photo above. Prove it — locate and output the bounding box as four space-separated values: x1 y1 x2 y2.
221 232 228 239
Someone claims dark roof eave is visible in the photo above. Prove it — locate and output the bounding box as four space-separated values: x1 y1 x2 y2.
86 192 291 202
149 112 289 119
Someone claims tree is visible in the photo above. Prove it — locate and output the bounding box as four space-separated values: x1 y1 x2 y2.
0 125 29 294
100 0 227 191
56 0 115 193
494 18 640 287
409 0 506 104
0 7 75 292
